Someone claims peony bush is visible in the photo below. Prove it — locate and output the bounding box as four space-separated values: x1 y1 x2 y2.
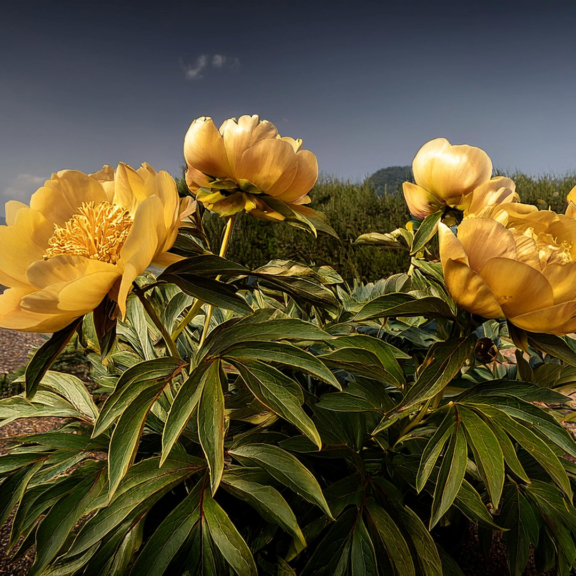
1 123 576 576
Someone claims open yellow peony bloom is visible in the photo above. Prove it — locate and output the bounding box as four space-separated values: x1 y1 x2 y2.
403 138 517 220
566 184 576 218
439 209 576 335
0 163 192 333
184 115 318 221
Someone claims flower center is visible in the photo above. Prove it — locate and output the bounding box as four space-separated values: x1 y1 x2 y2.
516 226 573 267
44 201 133 265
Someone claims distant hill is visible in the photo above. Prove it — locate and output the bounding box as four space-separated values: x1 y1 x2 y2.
369 165 412 196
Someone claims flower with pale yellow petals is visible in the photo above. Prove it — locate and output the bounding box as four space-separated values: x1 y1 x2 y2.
403 138 513 220
439 207 576 335
0 163 193 333
566 185 576 218
184 115 318 221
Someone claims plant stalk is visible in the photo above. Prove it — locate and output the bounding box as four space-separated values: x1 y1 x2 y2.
137 291 181 359
198 215 236 348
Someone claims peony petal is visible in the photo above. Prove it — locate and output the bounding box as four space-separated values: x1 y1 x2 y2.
457 218 516 273
402 182 443 220
465 176 518 216
510 301 576 335
185 166 213 192
438 223 469 267
116 196 165 317
443 258 504 318
479 257 554 318
0 287 80 333
542 262 576 304
513 232 541 270
413 138 492 205
277 150 318 204
237 138 299 197
30 170 108 227
23 256 120 314
5 201 28 226
184 116 232 179
0 207 53 289
90 165 115 202
112 163 149 214
220 115 278 179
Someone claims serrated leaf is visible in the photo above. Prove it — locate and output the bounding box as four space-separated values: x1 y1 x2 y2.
229 444 333 519
203 492 258 576
198 361 225 494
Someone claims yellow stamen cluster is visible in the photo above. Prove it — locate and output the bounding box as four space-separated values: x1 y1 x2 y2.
44 201 133 264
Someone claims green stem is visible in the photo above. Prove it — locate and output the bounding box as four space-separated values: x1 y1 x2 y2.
172 298 204 340
396 398 432 443
198 215 237 349
137 291 181 359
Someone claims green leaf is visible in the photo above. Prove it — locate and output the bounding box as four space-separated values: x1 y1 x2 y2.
317 392 378 412
234 360 322 448
94 357 185 437
0 453 47 475
454 479 505 530
202 315 333 359
416 409 455 492
161 363 210 465
223 341 341 389
460 406 504 508
162 254 248 277
478 405 572 498
69 456 202 555
37 371 99 423
488 420 530 482
229 444 333 519
354 293 454 322
301 507 356 576
222 468 305 547
108 382 166 498
430 419 467 529
0 462 43 527
198 360 225 494
203 492 258 576
528 332 576 367
350 516 378 576
365 500 416 576
163 272 252 314
456 379 568 404
25 318 82 399
29 467 105 576
129 484 202 576
411 212 442 254
500 485 540 576
402 336 475 409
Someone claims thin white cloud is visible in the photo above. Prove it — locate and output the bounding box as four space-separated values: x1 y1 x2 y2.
181 55 208 80
181 54 239 80
3 173 45 203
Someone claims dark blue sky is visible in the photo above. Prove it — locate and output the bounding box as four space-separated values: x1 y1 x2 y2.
1 0 575 214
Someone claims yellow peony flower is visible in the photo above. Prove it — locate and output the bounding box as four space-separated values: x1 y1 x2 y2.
0 163 192 333
403 138 513 220
566 184 576 218
184 115 318 221
439 207 576 335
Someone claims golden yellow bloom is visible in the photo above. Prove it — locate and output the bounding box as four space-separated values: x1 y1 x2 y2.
0 163 192 333
184 115 318 221
403 138 507 219
566 184 576 218
439 208 576 335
